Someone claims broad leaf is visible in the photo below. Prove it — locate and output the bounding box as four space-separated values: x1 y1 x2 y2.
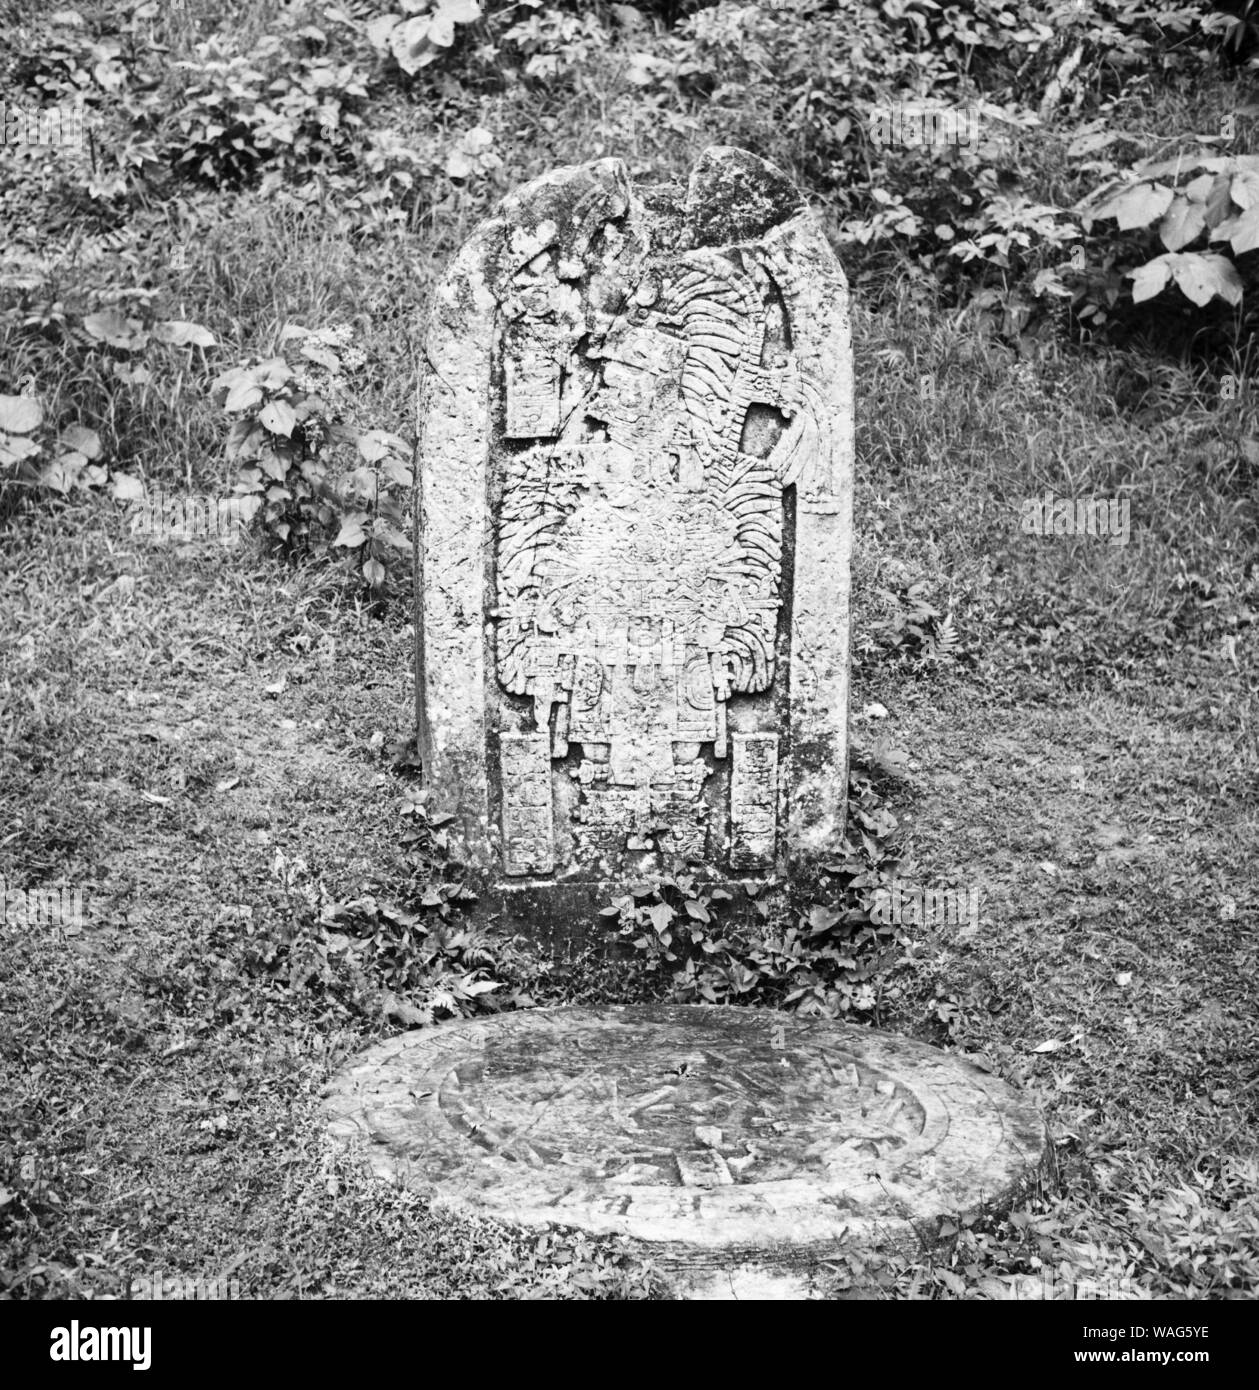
1133 251 1246 307
112 472 145 502
58 424 101 459
1213 205 1259 255
1203 173 1236 228
152 319 216 347
357 429 408 462
1230 169 1259 210
1129 255 1173 303
224 379 263 413
1159 197 1207 251
255 358 293 388
259 399 298 437
1183 172 1217 203
1091 181 1174 231
0 433 41 465
392 15 433 73
365 14 399 52
1172 251 1243 306
300 342 340 372
375 523 411 551
340 465 378 502
1031 268 1071 298
428 14 456 46
808 904 843 934
259 451 289 482
226 420 263 462
380 456 413 488
41 456 81 494
334 517 368 548
83 309 148 350
649 903 674 934
0 394 43 433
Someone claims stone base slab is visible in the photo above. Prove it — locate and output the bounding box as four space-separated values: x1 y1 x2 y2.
323 1005 1047 1280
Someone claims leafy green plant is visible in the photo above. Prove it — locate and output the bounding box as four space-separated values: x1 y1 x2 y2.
170 36 369 187
866 576 962 665
366 0 483 77
1206 0 1259 66
1119 1156 1259 1296
502 3 613 81
253 819 526 1029
0 392 46 519
1076 150 1259 319
214 323 413 591
947 193 1080 278
632 0 1229 346
78 307 215 356
0 305 211 512
1165 559 1258 650
600 771 911 1018
1 6 168 211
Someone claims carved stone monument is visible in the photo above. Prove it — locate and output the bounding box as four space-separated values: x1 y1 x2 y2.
324 1005 1048 1298
325 153 1047 1297
416 147 852 923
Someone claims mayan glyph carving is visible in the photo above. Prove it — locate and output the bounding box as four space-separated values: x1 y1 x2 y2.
417 147 853 908
324 1006 1049 1256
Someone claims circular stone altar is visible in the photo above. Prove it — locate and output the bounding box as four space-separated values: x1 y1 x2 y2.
323 1005 1046 1285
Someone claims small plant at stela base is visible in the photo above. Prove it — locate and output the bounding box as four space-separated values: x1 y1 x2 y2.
600 768 913 1019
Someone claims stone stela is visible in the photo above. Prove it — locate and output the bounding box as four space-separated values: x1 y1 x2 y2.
416 147 853 918
330 153 1047 1294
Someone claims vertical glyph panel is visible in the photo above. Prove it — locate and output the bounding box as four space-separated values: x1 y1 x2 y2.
729 734 779 871
499 733 554 876
417 147 852 910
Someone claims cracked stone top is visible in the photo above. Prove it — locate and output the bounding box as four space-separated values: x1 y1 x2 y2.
416 148 853 909
324 1006 1047 1260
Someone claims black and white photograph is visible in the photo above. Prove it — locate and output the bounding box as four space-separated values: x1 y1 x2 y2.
0 0 1254 1341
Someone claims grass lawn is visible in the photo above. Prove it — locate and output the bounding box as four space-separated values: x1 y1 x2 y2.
3 286 1255 1298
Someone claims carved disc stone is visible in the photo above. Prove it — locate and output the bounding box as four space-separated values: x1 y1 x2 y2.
416 148 854 926
323 1006 1047 1277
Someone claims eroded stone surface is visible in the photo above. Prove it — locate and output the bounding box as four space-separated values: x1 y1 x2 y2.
323 1006 1047 1268
416 148 853 909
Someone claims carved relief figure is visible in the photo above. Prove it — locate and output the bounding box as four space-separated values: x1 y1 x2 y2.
495 221 825 878
417 149 852 900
